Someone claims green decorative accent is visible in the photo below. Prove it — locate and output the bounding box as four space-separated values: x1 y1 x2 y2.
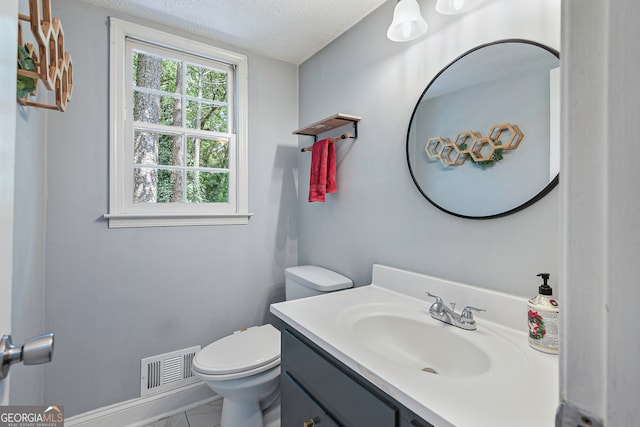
17 44 37 100
461 141 504 168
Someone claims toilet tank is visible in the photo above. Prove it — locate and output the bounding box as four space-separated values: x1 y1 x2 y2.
284 265 353 300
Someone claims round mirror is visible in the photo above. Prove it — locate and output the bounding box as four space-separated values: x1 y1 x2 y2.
406 39 560 219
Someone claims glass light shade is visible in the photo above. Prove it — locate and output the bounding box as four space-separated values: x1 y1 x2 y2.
435 0 485 15
386 0 428 42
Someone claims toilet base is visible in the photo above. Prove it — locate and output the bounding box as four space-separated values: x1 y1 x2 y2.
260 387 280 411
194 365 281 427
221 398 262 427
219 389 279 427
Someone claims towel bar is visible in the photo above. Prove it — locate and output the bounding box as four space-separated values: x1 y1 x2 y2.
300 133 353 152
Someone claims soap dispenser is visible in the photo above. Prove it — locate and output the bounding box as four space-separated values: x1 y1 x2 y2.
527 273 559 354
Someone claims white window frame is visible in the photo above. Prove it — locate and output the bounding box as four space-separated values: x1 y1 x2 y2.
105 18 251 228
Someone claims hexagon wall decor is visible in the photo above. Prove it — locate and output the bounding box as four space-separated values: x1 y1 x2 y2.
425 123 524 167
17 0 73 111
488 123 523 150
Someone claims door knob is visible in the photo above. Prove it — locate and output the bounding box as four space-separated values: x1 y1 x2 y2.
0 333 54 380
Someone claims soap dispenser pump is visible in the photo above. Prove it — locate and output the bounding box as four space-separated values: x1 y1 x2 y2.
527 273 559 354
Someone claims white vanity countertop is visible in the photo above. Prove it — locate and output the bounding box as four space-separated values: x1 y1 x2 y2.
270 264 559 427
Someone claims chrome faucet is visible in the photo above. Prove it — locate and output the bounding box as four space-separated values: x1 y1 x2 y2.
425 292 485 331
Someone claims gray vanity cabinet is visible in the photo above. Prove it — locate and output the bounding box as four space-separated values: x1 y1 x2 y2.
281 328 434 427
281 371 340 427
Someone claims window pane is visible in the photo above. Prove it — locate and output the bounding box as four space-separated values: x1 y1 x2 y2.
133 167 158 203
159 95 182 126
133 168 183 204
186 64 228 102
158 169 183 203
186 100 227 131
134 131 184 166
187 171 229 203
132 90 160 124
187 137 229 168
133 51 180 93
133 131 159 165
133 91 182 126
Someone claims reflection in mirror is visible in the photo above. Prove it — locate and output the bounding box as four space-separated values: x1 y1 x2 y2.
406 40 560 219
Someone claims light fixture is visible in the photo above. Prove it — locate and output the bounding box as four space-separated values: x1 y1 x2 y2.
386 0 428 42
435 0 485 15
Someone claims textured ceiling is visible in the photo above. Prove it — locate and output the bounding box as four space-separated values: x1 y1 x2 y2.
80 0 389 64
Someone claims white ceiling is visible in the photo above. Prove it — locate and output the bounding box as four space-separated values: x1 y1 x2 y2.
80 0 389 64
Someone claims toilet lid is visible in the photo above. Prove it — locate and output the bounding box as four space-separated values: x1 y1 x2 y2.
193 325 280 376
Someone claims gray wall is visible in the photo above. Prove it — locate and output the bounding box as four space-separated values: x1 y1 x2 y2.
42 0 299 416
297 0 560 297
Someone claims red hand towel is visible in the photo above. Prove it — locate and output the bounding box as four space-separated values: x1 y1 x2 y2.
326 140 337 194
308 137 337 202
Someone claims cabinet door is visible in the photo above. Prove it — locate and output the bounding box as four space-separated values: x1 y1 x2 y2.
282 328 436 427
282 330 397 426
282 372 339 427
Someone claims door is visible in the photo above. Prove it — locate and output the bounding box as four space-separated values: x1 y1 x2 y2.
0 0 19 404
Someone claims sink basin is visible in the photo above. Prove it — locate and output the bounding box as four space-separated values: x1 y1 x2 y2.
350 314 491 377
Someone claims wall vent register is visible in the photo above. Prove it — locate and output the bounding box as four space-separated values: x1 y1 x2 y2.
140 346 200 396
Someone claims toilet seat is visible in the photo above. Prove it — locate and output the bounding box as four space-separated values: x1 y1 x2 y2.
192 358 281 381
193 325 280 380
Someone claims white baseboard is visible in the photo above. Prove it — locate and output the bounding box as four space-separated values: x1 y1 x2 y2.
66 381 219 427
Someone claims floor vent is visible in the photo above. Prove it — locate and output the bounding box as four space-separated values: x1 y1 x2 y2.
140 346 201 396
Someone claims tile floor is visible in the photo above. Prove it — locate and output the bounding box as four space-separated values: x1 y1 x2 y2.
143 398 281 427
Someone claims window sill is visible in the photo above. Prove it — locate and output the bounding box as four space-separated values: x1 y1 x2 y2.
104 212 253 228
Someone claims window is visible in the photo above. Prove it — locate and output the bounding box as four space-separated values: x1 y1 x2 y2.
106 19 250 228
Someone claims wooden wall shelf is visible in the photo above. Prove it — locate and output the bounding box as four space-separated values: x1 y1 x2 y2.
293 113 361 141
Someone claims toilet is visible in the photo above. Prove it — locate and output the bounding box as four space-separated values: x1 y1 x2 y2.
192 265 353 427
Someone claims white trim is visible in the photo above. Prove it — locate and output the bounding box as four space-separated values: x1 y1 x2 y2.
105 212 253 228
66 382 219 427
107 18 249 228
0 0 18 404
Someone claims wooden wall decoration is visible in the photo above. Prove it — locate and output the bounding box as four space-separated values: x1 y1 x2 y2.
425 124 524 167
17 0 73 111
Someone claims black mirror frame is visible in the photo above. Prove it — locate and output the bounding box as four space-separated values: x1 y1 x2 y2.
406 39 560 220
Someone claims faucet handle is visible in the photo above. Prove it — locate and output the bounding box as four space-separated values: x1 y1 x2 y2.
425 292 444 313
461 306 486 322
425 292 441 302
